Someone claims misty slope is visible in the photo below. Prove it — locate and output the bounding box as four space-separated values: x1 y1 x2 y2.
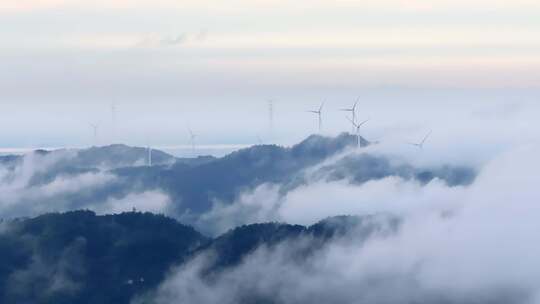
74 144 176 168
112 133 474 226
193 214 400 272
0 211 207 304
310 153 476 187
0 133 476 229
0 211 397 304
115 133 367 214
0 145 204 218
0 154 22 169
1 145 176 170
0 145 177 188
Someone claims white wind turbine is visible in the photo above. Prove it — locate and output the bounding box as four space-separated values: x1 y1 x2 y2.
111 103 117 144
346 116 369 148
89 123 99 147
408 130 432 149
188 128 197 157
147 146 152 166
308 102 325 133
340 99 358 133
268 99 274 136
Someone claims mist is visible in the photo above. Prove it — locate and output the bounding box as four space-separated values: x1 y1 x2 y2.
3 1 540 303
139 143 540 304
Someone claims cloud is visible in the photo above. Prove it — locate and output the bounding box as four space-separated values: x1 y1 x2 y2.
135 32 209 48
0 150 172 219
0 0 67 13
3 0 540 14
142 143 540 304
0 168 115 217
194 184 283 234
193 145 474 235
195 176 466 235
278 177 466 226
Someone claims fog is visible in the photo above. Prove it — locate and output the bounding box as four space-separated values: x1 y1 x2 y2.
3 1 540 303
0 150 171 219
140 143 540 304
1 96 539 149
0 100 537 304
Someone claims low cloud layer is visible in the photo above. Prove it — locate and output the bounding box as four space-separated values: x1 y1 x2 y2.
0 134 479 235
194 146 474 235
0 149 173 218
0 121 537 304
142 143 540 304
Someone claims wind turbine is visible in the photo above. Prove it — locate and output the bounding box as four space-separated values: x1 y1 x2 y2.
346 116 369 148
147 145 152 166
89 123 99 147
268 100 274 136
308 102 324 133
340 99 358 133
111 103 117 144
408 130 432 149
188 128 197 157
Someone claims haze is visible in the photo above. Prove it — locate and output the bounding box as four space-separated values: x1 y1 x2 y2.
1 0 539 148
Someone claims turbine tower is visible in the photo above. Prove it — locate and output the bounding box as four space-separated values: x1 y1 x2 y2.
89 123 99 147
268 99 274 137
147 146 152 166
346 116 369 148
188 128 197 157
111 103 117 144
308 102 324 133
340 99 358 133
408 130 432 149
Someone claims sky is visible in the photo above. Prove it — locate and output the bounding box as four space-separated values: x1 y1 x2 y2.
1 0 539 149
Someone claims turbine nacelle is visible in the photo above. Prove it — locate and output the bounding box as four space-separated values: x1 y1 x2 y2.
408 130 432 149
346 115 369 149
187 127 197 157
308 102 325 133
342 99 359 133
89 123 100 147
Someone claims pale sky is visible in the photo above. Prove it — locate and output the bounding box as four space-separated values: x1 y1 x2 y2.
1 0 539 148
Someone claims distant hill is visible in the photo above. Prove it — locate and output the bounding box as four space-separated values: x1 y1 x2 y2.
115 133 365 216
310 153 476 187
0 211 395 304
74 144 176 168
112 133 474 227
197 214 399 272
0 144 178 173
174 155 217 167
0 145 180 189
0 154 22 169
0 211 207 304
0 134 476 232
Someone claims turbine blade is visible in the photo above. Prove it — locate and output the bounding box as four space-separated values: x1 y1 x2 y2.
421 130 432 145
358 119 369 127
346 116 358 127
